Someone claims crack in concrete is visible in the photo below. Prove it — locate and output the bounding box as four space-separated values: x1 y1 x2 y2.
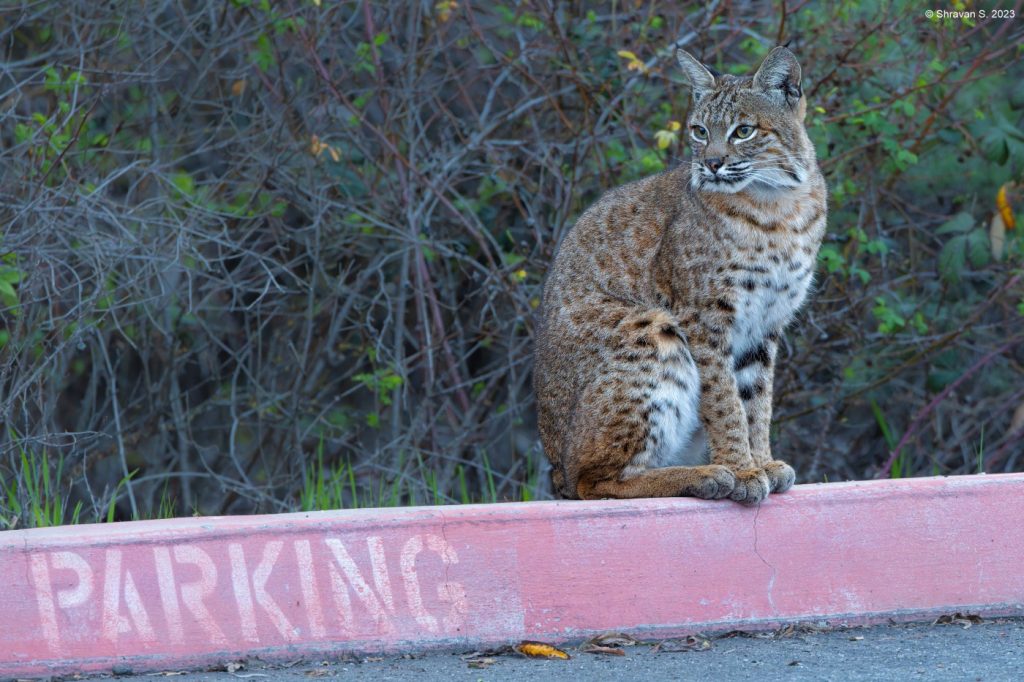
752 501 778 615
437 508 453 591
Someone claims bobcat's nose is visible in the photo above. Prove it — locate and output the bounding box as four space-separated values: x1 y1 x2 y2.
705 157 725 173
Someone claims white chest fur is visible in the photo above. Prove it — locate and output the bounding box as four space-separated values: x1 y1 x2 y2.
731 251 814 360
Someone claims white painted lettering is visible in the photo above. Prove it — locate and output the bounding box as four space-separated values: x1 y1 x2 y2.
228 543 259 643
153 546 184 644
172 545 227 647
52 552 93 608
28 554 61 652
123 569 156 642
30 551 101 653
400 536 437 632
367 536 394 612
425 534 468 632
294 539 326 639
325 538 394 635
25 529 471 653
401 534 468 634
252 540 297 640
102 550 155 644
326 554 354 636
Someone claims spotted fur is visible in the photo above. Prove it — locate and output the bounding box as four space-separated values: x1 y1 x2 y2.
534 47 827 503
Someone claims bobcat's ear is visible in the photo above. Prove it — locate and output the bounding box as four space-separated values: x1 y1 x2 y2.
753 46 803 108
676 49 716 103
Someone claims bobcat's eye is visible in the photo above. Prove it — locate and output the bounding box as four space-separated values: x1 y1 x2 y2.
732 125 756 140
691 125 708 142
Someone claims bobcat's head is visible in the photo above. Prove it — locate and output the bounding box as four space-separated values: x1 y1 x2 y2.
676 46 814 195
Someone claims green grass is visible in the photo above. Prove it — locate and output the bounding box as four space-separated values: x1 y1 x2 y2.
2 442 82 529
106 469 138 523
976 426 985 474
3 431 543 528
0 438 151 529
296 439 540 513
870 398 903 478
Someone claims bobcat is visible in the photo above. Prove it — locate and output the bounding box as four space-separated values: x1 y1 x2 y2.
534 47 827 504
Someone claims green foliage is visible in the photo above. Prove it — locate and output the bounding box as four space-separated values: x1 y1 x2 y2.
0 0 1021 525
0 252 24 317
818 227 890 284
301 440 359 511
936 213 990 284
3 440 82 529
981 115 1024 165
298 440 517 511
353 368 403 409
870 399 903 478
106 470 138 523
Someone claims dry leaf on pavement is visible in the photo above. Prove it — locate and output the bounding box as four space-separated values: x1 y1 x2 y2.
515 641 571 659
651 634 712 653
579 631 640 656
934 613 983 628
467 657 497 669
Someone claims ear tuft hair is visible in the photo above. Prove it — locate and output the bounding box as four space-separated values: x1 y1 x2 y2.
752 46 802 107
676 49 716 103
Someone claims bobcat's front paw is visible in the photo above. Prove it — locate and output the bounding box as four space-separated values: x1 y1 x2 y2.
684 465 736 500
763 460 796 493
730 468 770 505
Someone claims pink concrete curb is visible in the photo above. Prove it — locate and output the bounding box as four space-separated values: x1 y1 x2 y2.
2 474 1023 677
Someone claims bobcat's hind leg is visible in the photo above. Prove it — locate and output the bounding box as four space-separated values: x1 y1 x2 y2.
579 465 736 500
566 308 736 500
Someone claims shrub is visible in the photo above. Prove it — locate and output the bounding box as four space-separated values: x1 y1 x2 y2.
1 1 1022 525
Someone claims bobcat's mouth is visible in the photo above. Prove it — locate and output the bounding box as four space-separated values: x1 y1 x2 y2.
709 174 748 186
693 159 807 194
693 161 754 193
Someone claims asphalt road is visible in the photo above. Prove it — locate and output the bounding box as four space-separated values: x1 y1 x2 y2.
79 617 1024 682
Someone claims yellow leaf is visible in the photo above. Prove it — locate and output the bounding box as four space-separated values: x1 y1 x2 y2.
516 641 570 659
667 120 681 132
313 0 321 6
617 50 646 73
435 1 457 22
310 135 339 162
997 182 1015 230
310 134 324 156
654 129 678 150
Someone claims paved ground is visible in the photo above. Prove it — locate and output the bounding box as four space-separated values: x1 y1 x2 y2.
77 617 1024 681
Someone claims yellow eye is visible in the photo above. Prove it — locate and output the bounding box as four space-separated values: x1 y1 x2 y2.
733 125 755 139
691 125 708 141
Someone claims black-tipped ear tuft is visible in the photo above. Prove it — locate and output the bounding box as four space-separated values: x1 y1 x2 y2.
752 46 802 107
676 49 716 103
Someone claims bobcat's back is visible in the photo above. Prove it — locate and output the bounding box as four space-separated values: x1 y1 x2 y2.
535 166 693 463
